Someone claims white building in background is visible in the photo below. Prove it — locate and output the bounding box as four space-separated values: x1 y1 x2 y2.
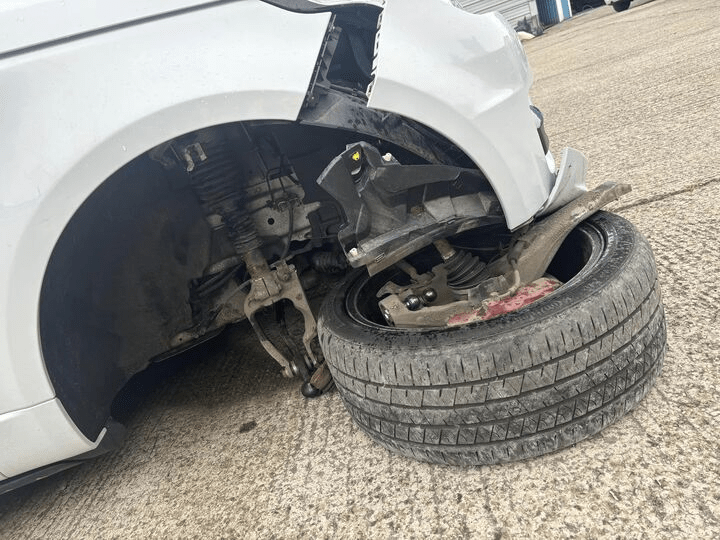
453 0 574 35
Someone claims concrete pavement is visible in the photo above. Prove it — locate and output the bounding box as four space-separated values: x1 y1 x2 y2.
1 0 719 537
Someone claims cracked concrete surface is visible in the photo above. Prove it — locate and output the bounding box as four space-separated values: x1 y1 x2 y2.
1 0 719 537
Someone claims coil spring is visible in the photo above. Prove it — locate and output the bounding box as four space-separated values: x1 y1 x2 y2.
187 138 261 255
444 250 486 290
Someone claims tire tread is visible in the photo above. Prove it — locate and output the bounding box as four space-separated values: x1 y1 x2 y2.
318 212 666 465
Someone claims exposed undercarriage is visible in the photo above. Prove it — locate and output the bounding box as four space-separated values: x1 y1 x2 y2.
148 118 506 395
152 116 628 400
134 10 628 396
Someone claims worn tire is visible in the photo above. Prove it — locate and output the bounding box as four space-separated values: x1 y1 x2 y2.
318 212 665 465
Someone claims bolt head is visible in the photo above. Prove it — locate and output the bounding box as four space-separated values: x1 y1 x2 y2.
422 288 438 303
404 295 423 311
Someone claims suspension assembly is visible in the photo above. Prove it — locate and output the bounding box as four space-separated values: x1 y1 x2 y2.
183 137 262 255
174 129 332 397
377 182 632 328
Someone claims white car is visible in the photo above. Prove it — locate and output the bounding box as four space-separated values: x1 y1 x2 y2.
0 0 665 493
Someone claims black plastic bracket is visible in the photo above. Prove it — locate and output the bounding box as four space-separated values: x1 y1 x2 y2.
316 142 503 274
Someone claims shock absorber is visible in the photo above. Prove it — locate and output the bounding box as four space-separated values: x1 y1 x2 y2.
181 134 262 256
181 131 278 314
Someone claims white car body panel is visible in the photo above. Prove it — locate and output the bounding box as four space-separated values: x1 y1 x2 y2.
0 399 104 478
0 0 384 56
0 0 330 476
0 0 219 55
367 0 555 230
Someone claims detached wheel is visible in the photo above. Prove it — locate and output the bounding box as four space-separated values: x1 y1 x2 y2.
318 212 665 465
613 0 631 11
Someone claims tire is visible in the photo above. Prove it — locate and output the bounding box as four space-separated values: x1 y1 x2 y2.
613 0 631 12
318 212 665 465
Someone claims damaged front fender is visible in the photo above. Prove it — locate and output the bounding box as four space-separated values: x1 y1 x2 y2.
366 0 559 230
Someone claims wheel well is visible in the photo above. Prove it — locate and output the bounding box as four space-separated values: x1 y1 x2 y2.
39 149 211 439
39 120 461 439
